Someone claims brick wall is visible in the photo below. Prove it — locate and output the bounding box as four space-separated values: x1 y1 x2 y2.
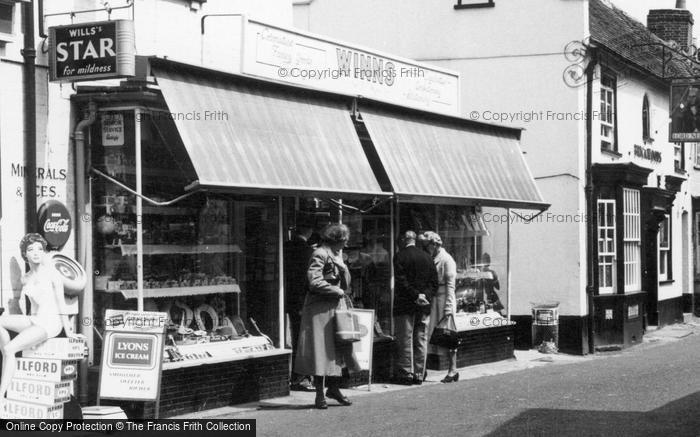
427 325 515 371
648 9 694 51
88 353 290 418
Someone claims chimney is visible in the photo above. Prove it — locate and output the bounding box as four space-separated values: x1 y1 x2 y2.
647 0 694 51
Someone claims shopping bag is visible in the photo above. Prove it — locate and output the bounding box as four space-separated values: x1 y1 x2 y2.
335 310 362 343
429 314 460 349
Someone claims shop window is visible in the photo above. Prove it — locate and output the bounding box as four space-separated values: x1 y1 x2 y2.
642 94 651 143
600 74 617 152
399 204 508 317
597 199 616 293
675 143 685 173
90 109 280 363
623 188 641 292
658 215 671 281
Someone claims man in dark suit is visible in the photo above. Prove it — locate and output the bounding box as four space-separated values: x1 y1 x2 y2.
393 230 439 385
285 222 316 391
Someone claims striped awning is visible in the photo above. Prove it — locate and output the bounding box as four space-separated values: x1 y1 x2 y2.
151 63 386 198
360 107 548 210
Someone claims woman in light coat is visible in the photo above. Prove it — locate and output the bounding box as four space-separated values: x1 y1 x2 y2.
422 231 459 383
295 223 359 409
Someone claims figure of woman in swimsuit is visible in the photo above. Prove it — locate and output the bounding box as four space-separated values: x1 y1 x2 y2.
0 233 77 400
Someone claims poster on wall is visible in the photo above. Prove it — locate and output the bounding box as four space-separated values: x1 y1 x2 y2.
98 310 167 401
670 80 700 141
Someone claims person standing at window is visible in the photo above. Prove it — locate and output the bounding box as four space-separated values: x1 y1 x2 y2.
285 221 316 392
295 224 358 409
421 231 459 383
393 231 438 385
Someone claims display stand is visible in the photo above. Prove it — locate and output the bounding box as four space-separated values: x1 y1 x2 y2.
96 310 167 419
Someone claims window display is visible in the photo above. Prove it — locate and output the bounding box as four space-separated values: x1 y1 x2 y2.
399 204 509 323
90 109 280 364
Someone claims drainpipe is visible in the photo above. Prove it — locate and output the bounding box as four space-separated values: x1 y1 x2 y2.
585 51 598 355
22 1 37 232
73 101 97 405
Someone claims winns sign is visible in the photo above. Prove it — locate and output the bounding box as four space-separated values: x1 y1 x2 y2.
49 20 135 82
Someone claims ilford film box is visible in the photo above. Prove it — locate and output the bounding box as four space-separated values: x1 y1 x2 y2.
2 399 63 419
7 379 72 406
14 358 78 382
22 337 88 360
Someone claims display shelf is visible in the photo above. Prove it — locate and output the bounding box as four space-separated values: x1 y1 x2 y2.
97 283 241 299
104 243 242 256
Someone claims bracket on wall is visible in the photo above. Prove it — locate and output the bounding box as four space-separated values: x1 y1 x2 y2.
454 0 495 10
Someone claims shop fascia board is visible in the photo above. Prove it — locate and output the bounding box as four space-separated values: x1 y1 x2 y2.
148 56 524 136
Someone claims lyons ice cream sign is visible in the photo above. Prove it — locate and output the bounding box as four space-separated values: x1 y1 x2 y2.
49 20 135 82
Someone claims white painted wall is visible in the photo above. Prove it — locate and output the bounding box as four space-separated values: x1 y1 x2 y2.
295 0 590 316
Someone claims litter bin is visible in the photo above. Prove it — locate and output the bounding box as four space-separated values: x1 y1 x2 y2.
532 302 559 350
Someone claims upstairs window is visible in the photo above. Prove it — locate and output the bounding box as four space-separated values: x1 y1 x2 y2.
0 1 15 37
675 143 685 173
600 74 617 152
642 94 651 142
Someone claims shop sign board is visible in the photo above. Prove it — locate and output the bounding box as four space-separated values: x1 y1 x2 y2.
101 112 125 146
37 200 72 249
670 79 700 141
14 358 78 383
240 20 461 116
49 20 135 82
351 309 374 371
98 310 166 401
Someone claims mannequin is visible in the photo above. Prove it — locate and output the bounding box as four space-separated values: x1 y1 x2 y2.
0 233 77 400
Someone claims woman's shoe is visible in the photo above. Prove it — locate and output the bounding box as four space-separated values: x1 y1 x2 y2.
326 389 352 406
440 372 459 383
315 394 328 409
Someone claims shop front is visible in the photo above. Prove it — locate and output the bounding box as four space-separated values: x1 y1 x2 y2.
66 44 547 415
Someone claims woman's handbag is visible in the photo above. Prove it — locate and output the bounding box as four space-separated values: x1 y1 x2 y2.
429 314 460 349
334 296 362 344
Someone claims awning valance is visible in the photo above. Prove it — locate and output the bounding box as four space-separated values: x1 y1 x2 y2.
360 107 548 210
151 63 386 198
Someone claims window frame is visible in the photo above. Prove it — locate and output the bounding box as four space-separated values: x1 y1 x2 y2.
600 73 617 152
597 199 616 294
454 0 495 9
675 142 685 173
0 0 16 42
658 214 671 281
623 188 641 292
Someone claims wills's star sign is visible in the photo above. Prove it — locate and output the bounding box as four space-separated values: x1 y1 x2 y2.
49 20 135 82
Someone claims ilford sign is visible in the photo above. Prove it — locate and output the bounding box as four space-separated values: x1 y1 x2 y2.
49 20 135 82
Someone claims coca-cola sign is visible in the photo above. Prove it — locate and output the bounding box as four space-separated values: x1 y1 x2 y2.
37 200 72 249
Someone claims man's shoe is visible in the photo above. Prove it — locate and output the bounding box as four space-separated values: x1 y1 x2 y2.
299 378 315 392
412 374 423 385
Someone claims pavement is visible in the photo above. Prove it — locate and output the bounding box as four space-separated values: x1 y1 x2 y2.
170 319 700 420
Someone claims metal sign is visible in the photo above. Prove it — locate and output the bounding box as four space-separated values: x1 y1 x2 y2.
98 310 166 401
670 80 700 141
49 20 135 82
37 200 72 250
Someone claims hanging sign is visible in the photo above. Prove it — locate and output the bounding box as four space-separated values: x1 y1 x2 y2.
98 310 167 401
670 80 700 142
49 20 135 82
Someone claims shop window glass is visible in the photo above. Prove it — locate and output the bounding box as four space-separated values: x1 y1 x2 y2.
90 109 280 363
399 204 508 318
659 215 671 281
597 199 615 293
623 188 641 291
600 74 616 152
